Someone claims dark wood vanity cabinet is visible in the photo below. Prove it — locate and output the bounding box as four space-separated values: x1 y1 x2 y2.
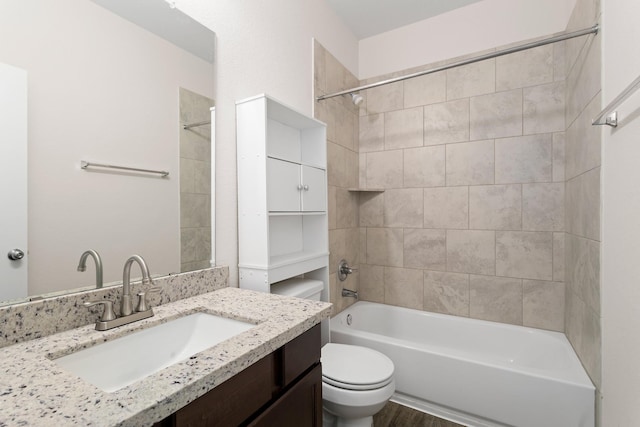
154 324 322 427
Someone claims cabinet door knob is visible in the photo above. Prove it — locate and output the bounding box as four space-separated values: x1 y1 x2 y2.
297 184 304 191
303 185 309 191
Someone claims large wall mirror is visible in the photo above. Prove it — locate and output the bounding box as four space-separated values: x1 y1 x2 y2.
0 0 216 305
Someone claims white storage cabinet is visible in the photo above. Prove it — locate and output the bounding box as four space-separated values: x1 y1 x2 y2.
236 94 329 295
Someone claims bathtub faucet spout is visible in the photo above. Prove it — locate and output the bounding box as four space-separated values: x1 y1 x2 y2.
342 288 359 299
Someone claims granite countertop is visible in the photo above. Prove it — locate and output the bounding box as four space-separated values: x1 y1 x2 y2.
0 287 332 426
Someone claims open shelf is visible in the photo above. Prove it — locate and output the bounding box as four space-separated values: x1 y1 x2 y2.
347 188 385 192
268 211 326 216
269 251 329 269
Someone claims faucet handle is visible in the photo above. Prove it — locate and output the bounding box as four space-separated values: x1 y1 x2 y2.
136 287 160 312
83 300 116 321
338 259 359 281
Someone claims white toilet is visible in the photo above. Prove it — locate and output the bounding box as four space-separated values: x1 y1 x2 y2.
271 278 395 427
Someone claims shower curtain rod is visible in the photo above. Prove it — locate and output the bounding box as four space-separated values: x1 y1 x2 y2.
183 120 211 130
316 24 599 102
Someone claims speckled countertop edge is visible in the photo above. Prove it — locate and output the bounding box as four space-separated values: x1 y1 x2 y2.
0 287 332 427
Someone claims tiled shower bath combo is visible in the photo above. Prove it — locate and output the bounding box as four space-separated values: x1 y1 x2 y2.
314 0 601 423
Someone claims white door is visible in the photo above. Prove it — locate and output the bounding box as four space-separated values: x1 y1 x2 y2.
301 166 326 212
267 158 300 212
0 62 28 301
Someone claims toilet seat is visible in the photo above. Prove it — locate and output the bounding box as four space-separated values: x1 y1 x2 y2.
321 343 394 391
323 375 393 391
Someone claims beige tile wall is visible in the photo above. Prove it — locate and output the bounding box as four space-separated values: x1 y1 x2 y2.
357 40 567 332
564 0 602 392
314 41 360 314
180 88 214 272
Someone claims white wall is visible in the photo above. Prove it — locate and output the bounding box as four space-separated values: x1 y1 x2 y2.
171 0 359 286
601 0 640 423
0 0 213 295
359 0 577 79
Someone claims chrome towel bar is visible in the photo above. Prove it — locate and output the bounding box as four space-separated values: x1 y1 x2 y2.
80 161 169 177
592 73 640 127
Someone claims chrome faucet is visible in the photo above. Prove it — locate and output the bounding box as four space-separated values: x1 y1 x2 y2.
121 254 154 316
338 260 359 299
77 249 103 288
83 254 159 331
338 259 358 282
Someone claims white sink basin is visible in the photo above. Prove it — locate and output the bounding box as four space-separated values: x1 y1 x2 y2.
53 313 256 392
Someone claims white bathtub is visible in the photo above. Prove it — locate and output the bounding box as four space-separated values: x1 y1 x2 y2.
330 301 594 427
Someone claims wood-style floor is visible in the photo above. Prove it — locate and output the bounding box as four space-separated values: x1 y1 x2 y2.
373 402 465 427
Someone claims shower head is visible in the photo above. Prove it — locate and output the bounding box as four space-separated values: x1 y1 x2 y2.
349 93 364 106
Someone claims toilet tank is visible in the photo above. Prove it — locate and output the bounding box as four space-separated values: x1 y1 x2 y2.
271 278 324 301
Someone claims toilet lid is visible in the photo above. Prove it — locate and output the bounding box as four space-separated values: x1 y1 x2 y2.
321 343 394 391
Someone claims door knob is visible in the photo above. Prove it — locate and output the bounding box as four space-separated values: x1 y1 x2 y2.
7 249 25 261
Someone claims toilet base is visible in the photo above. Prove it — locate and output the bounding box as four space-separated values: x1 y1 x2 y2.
323 409 373 427
322 377 394 427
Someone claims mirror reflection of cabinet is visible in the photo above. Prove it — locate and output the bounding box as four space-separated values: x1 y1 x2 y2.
236 94 328 293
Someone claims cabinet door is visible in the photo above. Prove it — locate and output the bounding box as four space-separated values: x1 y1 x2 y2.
171 354 274 427
268 158 301 211
248 363 322 427
301 166 326 212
